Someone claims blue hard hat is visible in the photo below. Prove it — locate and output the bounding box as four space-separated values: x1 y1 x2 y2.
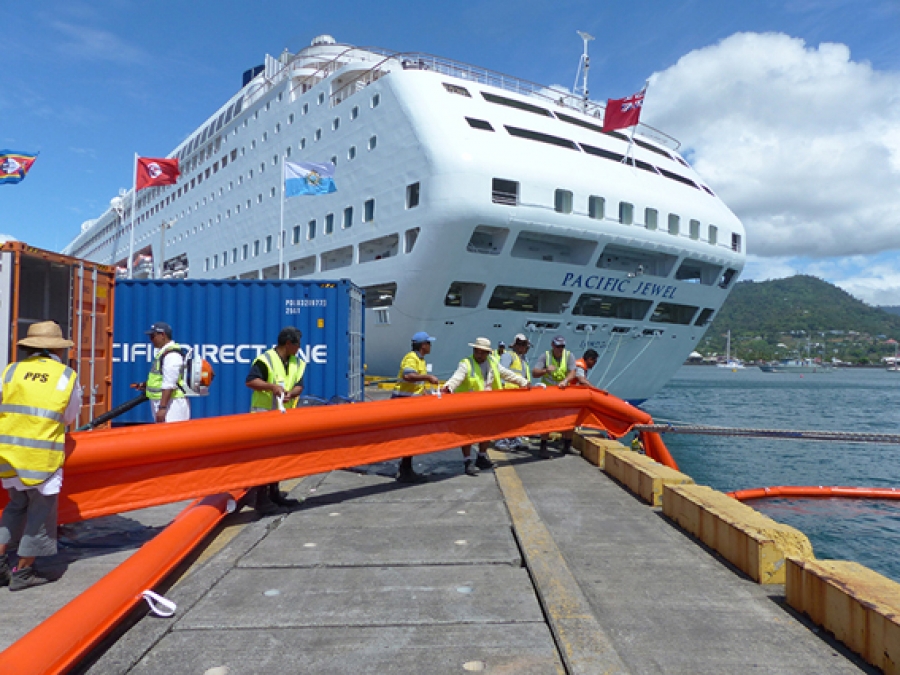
411 331 436 343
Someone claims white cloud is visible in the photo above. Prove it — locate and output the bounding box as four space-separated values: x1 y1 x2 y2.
645 32 900 260
51 21 148 65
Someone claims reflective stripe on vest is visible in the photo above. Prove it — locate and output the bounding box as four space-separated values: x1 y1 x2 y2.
146 342 186 400
455 356 502 393
542 350 570 385
249 348 306 411
0 356 76 486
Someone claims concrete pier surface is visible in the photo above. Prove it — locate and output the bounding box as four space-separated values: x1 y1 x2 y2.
3 444 876 674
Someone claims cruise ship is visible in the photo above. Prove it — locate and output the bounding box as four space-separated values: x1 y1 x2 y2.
64 35 746 404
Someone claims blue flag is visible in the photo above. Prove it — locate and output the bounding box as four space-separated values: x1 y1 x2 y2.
285 161 337 197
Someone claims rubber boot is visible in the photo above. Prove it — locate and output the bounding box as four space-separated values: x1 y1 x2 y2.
396 456 428 483
254 485 286 516
269 483 300 508
538 440 551 459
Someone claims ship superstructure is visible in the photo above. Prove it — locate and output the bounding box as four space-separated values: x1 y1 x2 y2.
64 35 746 403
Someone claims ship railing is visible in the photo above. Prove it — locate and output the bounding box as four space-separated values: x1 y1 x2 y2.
328 50 680 151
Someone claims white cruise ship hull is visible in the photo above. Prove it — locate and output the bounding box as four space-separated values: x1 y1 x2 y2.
64 36 746 404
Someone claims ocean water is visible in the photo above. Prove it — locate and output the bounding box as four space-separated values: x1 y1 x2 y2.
642 366 900 583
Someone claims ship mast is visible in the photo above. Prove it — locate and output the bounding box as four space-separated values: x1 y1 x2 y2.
573 31 594 113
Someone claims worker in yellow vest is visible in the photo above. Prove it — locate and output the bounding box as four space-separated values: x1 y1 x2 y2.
392 331 440 483
531 335 575 458
0 322 82 591
495 334 533 451
246 326 306 515
141 321 190 423
441 337 529 476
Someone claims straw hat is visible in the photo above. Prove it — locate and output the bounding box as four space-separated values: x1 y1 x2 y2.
17 321 74 349
468 337 492 352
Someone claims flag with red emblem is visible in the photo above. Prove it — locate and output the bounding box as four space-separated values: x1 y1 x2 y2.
602 88 646 133
136 157 180 190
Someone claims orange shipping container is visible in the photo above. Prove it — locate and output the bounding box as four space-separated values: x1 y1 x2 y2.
0 242 115 427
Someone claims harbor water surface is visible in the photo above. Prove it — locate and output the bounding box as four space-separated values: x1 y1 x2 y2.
644 365 900 583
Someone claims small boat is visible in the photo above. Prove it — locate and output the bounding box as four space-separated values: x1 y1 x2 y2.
759 358 834 373
716 330 745 370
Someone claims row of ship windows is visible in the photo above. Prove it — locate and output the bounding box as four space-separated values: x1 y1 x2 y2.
491 178 741 252
446 83 684 166
365 279 716 328
211 227 422 279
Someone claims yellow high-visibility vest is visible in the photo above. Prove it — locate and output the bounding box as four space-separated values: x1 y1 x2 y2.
0 355 77 486
146 342 186 400
250 348 306 411
455 356 502 393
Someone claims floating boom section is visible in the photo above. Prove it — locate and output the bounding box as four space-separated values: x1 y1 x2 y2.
0 387 670 523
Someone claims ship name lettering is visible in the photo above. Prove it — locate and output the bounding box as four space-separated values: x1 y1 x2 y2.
561 273 631 293
631 282 677 299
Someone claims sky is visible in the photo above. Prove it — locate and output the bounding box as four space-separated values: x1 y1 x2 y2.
2 0 899 304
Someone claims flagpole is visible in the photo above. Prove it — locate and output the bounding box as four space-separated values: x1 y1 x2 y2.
128 153 137 279
279 153 286 279
624 80 649 165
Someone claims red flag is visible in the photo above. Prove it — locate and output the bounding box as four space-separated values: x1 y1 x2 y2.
602 89 645 133
136 157 180 190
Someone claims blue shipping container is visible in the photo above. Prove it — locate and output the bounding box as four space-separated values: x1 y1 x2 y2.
111 279 364 423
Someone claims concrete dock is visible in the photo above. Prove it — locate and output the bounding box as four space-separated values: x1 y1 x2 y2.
2 440 877 674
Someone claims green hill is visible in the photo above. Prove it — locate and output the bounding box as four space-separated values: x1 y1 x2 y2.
702 275 900 363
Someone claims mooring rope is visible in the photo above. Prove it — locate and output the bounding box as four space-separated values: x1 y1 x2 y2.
633 422 900 445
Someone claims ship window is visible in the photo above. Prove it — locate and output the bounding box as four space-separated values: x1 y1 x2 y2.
668 214 680 235
443 83 471 97
242 244 248 260
331 155 337 166
363 282 397 308
232 248 238 263
719 268 738 289
220 252 227 267
492 178 518 205
732 233 742 252
253 240 260 257
511 231 595 264
321 245 352 271
251 140 256 150
348 146 356 160
481 92 551 117
292 225 301 244
300 138 306 150
619 202 634 225
371 93 380 108
556 112 605 135
466 117 494 131
257 194 263 204
573 294 652 320
554 189 573 214
275 123 281 134
317 92 325 105
694 308 715 326
404 228 420 253
261 265 279 280
359 233 398 263
645 208 658 230
272 154 279 165
675 259 723 285
487 285 572 314
289 255 315 278
350 106 359 120
597 244 677 278
588 196 605 220
445 281 485 308
467 226 509 255
333 117 340 131
314 129 322 141
650 302 699 325
285 147 291 158
265 102 270 112
364 199 375 222
505 126 579 151
368 135 377 150
288 113 294 124
709 225 718 245
658 168 699 189
325 213 334 234
343 206 353 229
307 219 316 240
406 182 420 209
302 103 308 115
265 235 273 253
689 219 700 240
204 258 209 272
580 143 624 162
